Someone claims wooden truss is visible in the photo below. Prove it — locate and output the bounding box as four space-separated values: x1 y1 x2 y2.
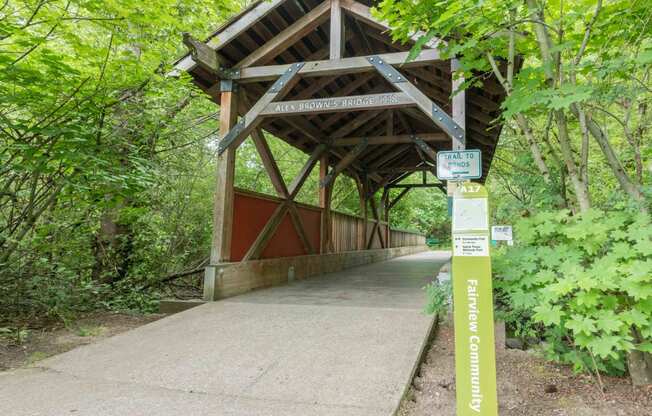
176 0 487 262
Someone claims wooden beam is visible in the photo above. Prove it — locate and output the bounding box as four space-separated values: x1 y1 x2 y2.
333 133 446 147
182 33 223 76
218 62 304 155
210 87 238 264
251 129 288 197
259 92 414 117
412 136 438 163
388 183 445 189
236 1 331 68
330 0 345 59
368 145 410 170
371 165 434 174
289 144 328 198
288 203 315 255
321 139 368 187
330 110 382 138
451 58 466 151
319 154 328 208
171 0 289 74
233 49 441 82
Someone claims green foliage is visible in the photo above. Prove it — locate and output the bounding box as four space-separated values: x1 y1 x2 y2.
493 209 652 375
424 280 452 317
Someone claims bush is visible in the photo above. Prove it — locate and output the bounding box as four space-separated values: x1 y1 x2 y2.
493 209 652 376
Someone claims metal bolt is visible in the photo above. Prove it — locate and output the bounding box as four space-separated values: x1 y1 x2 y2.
379 60 383 64
439 117 443 121
454 126 458 129
433 108 438 112
288 67 292 72
397 77 402 81
370 57 374 61
388 73 392 77
458 135 463 138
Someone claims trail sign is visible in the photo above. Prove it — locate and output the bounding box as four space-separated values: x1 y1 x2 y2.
452 182 498 416
437 150 482 180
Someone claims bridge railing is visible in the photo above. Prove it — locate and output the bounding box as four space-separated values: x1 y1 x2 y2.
231 188 425 260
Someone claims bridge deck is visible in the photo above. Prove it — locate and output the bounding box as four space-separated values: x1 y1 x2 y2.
1 251 449 416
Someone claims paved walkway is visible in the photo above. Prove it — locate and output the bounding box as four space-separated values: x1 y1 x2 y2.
0 251 449 416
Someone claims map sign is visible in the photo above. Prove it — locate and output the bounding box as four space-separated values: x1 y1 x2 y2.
437 150 482 180
451 183 498 416
491 225 513 241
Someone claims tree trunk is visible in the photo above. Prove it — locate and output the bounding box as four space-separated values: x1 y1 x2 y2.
554 110 591 212
515 114 552 183
571 104 648 212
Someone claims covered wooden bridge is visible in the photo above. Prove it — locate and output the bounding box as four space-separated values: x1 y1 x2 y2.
172 0 508 300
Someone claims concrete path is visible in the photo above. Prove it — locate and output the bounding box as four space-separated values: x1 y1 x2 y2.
0 251 449 416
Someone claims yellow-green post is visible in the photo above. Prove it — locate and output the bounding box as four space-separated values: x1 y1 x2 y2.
451 182 498 415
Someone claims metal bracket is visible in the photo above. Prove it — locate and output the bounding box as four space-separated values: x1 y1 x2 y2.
268 62 305 93
432 102 464 142
218 117 246 154
366 56 407 84
220 80 238 93
222 68 241 80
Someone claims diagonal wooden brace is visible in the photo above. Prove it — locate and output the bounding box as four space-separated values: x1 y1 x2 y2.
217 62 305 156
367 56 465 143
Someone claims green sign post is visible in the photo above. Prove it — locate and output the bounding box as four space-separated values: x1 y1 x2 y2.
451 182 498 415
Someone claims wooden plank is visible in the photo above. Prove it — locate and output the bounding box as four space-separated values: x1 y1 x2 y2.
340 0 444 48
210 89 238 264
218 62 304 155
234 49 441 82
321 139 368 187
171 0 289 74
329 110 382 138
333 133 446 147
251 129 288 197
368 144 410 170
330 0 345 59
259 92 414 116
236 1 331 68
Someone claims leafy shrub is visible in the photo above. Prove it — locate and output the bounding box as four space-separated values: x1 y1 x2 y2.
424 279 452 316
493 209 652 376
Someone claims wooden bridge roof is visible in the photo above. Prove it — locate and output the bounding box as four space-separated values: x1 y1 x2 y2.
174 0 508 187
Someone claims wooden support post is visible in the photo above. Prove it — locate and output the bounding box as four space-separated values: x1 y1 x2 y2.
319 154 328 208
367 193 385 249
356 175 368 250
320 139 368 188
330 0 345 59
449 58 466 199
210 83 238 264
381 187 390 248
451 58 466 151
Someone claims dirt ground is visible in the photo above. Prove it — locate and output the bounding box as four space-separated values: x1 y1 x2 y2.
399 320 652 416
0 312 163 371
